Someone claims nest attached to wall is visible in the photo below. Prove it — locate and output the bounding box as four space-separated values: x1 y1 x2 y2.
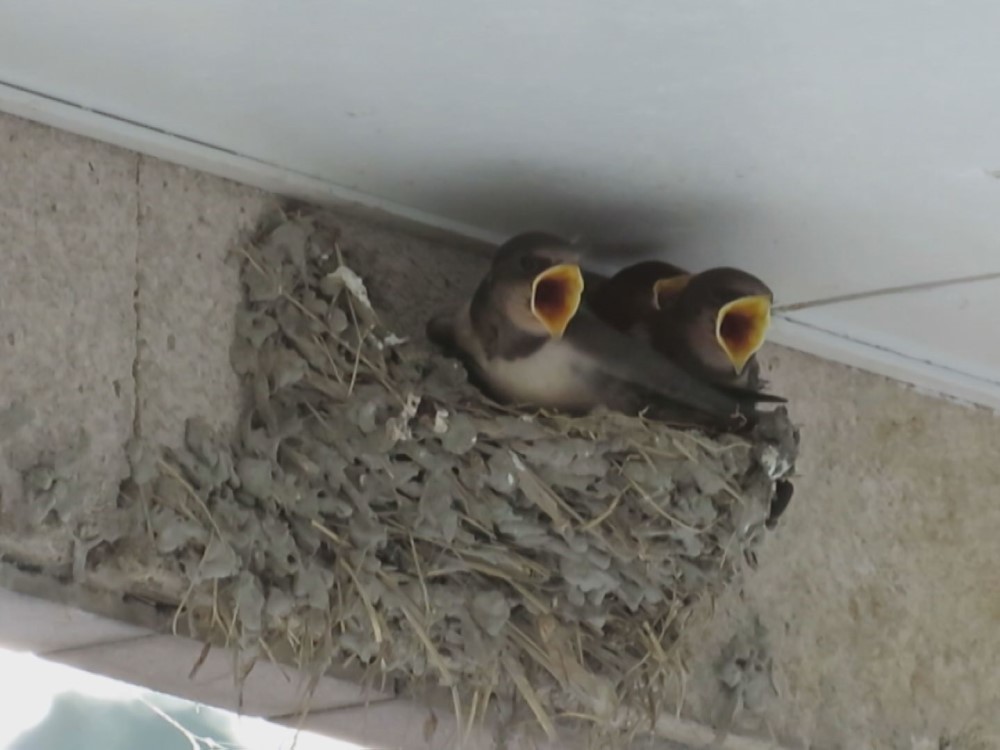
127 213 799 746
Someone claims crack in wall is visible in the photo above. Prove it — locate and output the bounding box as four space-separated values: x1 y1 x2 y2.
131 155 143 441
773 270 1000 313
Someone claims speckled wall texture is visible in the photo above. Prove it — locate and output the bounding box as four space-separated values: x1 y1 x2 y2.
0 112 997 750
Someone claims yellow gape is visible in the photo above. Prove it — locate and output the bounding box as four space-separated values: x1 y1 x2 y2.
715 294 772 374
531 263 585 338
651 274 692 309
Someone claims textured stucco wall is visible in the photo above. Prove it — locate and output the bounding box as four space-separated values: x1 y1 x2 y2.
676 348 1000 749
1 112 998 750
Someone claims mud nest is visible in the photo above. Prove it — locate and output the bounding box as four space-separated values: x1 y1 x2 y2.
126 213 799 746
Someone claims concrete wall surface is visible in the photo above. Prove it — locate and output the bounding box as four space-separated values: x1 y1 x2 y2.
0 112 998 750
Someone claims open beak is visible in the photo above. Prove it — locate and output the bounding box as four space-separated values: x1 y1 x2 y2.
652 274 692 309
531 263 584 337
715 294 772 374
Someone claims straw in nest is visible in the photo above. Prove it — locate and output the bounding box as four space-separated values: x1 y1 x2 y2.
122 212 800 748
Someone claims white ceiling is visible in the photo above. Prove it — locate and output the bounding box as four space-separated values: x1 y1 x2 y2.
2 0 999 408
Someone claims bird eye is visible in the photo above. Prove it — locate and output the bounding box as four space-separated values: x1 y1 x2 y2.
519 255 546 274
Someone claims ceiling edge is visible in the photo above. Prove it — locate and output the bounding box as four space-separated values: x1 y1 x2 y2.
3 80 996 414
771 315 1000 414
0 79 504 247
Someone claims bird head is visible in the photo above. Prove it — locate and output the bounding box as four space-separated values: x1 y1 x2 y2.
490 232 584 338
681 267 773 375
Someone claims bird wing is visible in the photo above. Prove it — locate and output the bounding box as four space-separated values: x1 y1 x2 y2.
566 309 784 421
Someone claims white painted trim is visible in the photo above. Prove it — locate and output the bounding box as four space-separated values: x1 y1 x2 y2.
771 315 1000 414
0 80 504 246
3 80 998 415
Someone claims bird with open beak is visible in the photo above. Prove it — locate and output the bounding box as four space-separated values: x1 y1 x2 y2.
587 260 774 390
427 232 783 430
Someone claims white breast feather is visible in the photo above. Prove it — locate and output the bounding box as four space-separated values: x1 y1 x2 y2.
483 341 592 408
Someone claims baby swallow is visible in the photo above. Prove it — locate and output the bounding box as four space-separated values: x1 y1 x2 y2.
586 259 691 332
588 261 773 389
648 266 773 389
427 232 782 429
